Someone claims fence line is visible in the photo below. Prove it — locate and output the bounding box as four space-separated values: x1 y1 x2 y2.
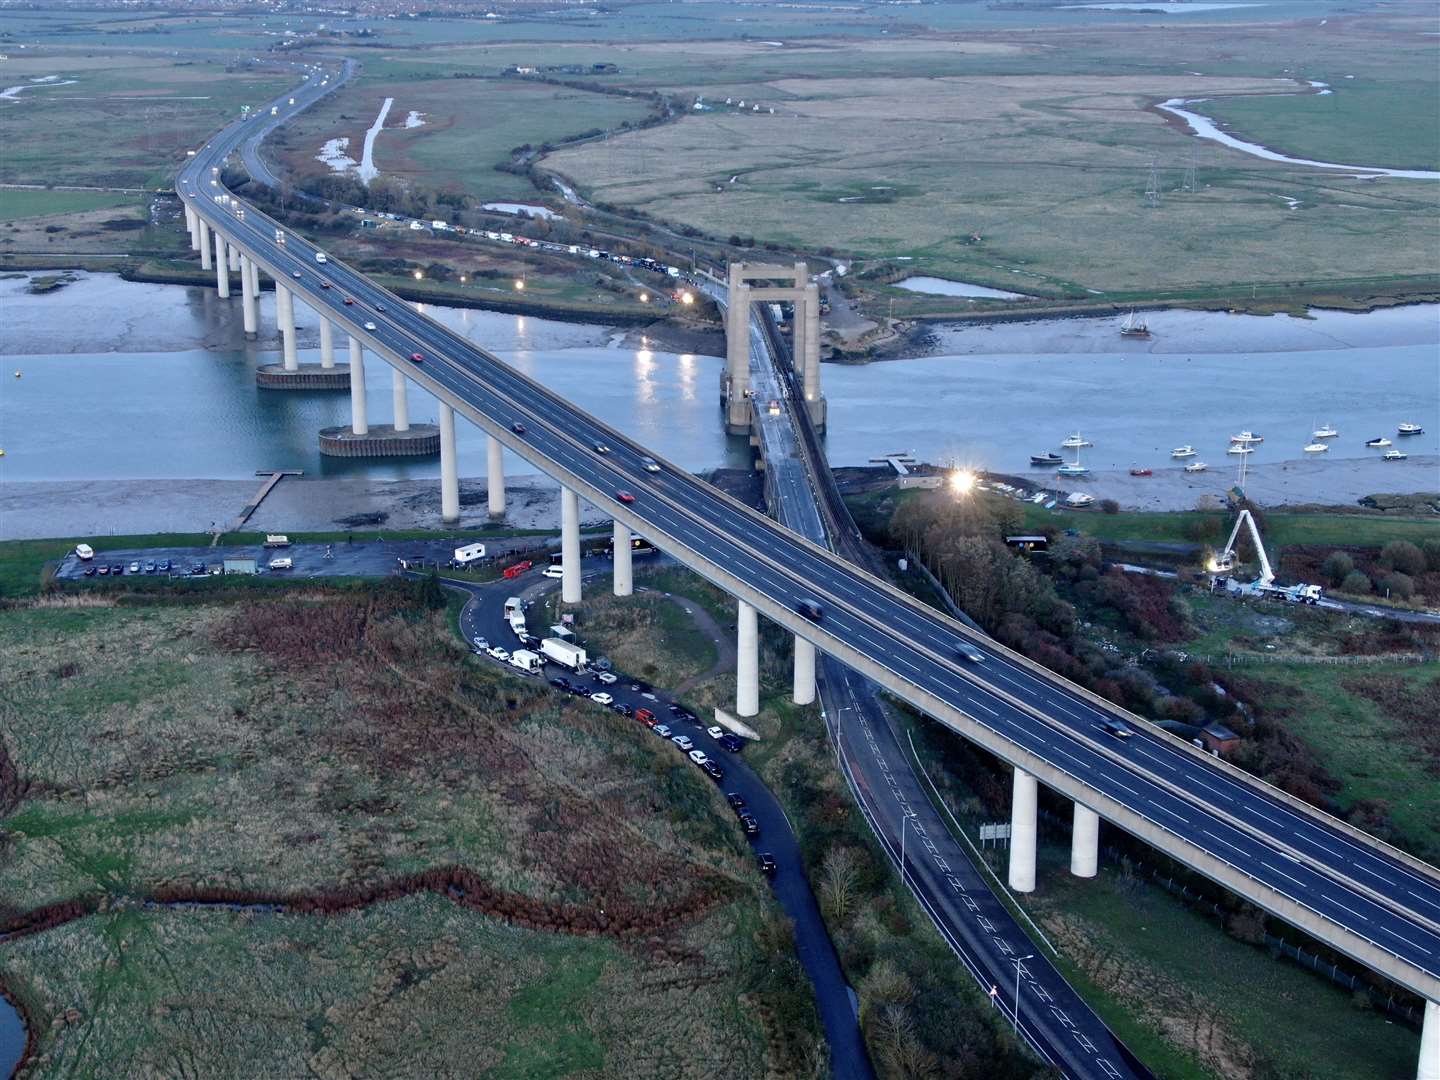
1196 651 1429 666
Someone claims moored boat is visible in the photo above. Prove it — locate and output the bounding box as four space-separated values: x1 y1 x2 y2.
1227 444 1254 455
1184 461 1208 472
1312 423 1338 439
1061 432 1093 449
1171 445 1197 459
1230 430 1264 444
1365 436 1392 448
1398 422 1424 436
1057 462 1090 477
1383 449 1408 461
1303 443 1329 453
1129 467 1153 477
1030 452 1065 466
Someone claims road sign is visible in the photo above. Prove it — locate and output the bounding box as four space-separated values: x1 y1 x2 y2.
979 823 1011 848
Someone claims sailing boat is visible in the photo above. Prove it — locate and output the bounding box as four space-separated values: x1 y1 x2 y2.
1119 309 1150 338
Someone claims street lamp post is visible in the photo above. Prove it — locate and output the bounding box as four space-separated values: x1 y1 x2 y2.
899 809 918 887
1011 954 1034 1036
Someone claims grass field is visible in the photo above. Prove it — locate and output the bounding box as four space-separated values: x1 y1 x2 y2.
0 55 292 189
0 190 137 223
550 587 721 692
271 75 653 203
0 588 800 1074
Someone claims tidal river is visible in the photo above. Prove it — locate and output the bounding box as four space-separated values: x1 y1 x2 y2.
1 274 1435 502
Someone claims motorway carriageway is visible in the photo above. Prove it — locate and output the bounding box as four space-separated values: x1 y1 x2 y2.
182 73 1440 1002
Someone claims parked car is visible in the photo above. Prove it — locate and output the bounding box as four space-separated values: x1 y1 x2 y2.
671 735 693 751
757 853 777 876
549 677 569 690
487 646 511 662
726 792 746 811
687 749 709 766
635 708 656 726
739 813 759 837
473 636 489 650
590 692 614 706
84 566 97 577
718 734 744 753
652 724 672 739
144 560 156 573
705 725 724 740
128 562 141 574
701 760 724 782
596 671 618 685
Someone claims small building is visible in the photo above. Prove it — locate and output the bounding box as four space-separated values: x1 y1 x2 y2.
223 558 257 575
1201 722 1242 757
1005 535 1049 553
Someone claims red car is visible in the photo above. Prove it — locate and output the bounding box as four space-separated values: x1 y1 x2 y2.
616 490 636 504
409 352 425 363
343 296 355 305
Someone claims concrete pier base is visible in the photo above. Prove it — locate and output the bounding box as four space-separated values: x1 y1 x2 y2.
1419 1000 1438 1080
1071 803 1100 879
439 402 459 524
561 486 581 604
1009 768 1038 894
737 600 759 717
255 363 351 390
318 423 440 458
793 635 816 705
613 522 633 597
487 436 506 517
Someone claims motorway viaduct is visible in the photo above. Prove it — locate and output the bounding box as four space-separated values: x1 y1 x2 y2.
179 62 1439 1079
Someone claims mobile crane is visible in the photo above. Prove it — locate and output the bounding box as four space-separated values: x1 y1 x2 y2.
1209 509 1323 604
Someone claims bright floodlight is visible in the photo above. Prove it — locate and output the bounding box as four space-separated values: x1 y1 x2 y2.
681 291 694 305
413 270 423 280
640 292 649 302
515 279 526 291
950 469 976 495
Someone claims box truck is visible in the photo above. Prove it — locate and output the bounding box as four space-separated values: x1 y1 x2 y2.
509 649 543 673
540 638 587 671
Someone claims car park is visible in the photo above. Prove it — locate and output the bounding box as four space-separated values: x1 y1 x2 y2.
757 853 777 876
590 692 614 706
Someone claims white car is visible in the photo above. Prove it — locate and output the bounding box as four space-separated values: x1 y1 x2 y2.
671 735 693 751
471 636 488 650
706 726 725 740
688 749 709 765
595 671 618 685
487 646 511 662
363 321 377 331
590 692 614 706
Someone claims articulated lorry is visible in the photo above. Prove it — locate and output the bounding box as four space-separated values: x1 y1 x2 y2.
540 637 587 671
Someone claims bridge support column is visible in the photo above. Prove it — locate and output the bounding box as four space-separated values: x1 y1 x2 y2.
239 255 258 339
185 207 198 250
1420 1000 1439 1080
613 522 633 597
228 243 240 273
391 368 409 431
737 600 759 717
561 487 581 604
439 402 459 524
319 317 335 369
1008 768 1038 893
277 284 297 371
1071 803 1100 878
214 233 230 297
347 336 368 435
792 636 816 705
486 435 505 517
246 256 259 305
198 219 212 270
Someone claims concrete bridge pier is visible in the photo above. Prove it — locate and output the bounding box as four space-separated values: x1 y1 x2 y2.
185 207 199 250
487 436 505 517
239 254 258 339
613 522 633 597
198 219 212 270
246 256 259 308
560 486 581 604
276 284 298 371
214 233 230 297
737 600 759 717
319 317 335 369
1071 803 1100 878
1419 1000 1438 1080
228 243 241 273
391 368 409 430
1008 767 1038 893
348 337 368 434
793 636 816 705
439 402 459 524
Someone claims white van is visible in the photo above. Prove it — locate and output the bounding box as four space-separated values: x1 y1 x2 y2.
268 557 293 570
75 543 95 561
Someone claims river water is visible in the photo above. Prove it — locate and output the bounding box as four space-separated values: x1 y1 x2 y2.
1 274 1435 486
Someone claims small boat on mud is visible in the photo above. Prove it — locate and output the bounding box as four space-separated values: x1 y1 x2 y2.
1030 452 1065 466
1230 431 1264 444
1184 461 1209 473
1129 468 1153 477
1119 310 1150 338
1303 443 1329 454
1171 445 1197 459
1061 432 1093 449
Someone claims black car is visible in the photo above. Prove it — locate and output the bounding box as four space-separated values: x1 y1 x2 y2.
549 677 570 690
796 599 823 622
511 422 526 435
191 563 208 575
701 760 724 782
110 564 124 575
615 703 634 718
726 792 746 811
83 566 97 577
718 734 745 753
757 853 777 877
739 813 759 837
666 703 681 715
160 559 172 572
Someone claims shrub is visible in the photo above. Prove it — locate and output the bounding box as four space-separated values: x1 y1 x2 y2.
1379 540 1426 576
1380 572 1415 600
1424 538 1440 572
1340 570 1372 595
1099 498 1120 514
1319 550 1354 585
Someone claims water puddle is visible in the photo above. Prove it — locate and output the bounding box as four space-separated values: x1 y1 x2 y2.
894 276 1032 300
0 995 25 1078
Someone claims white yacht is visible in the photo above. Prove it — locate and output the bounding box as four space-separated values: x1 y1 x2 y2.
1311 423 1338 439
1061 432 1093 449
1303 442 1329 453
1230 431 1264 444
1183 461 1208 473
1227 444 1254 455
1057 462 1090 477
1383 449 1408 461
1065 492 1095 507
1171 445 1197 459
1398 422 1424 436
1365 436 1392 448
